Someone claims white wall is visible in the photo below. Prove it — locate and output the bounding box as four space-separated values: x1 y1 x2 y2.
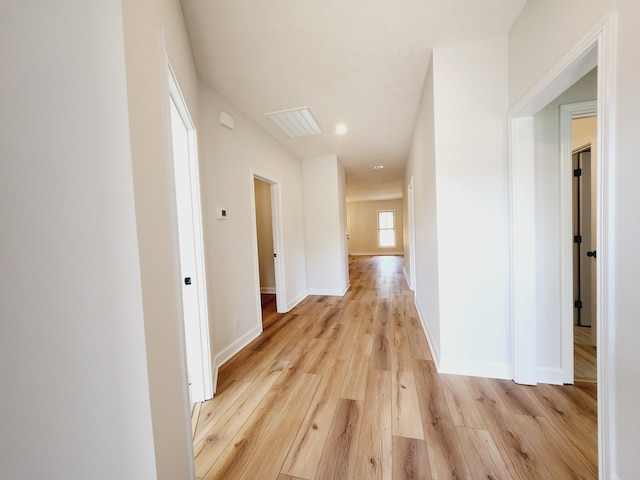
255 179 276 292
432 36 511 378
347 199 405 255
533 69 596 379
303 156 350 295
0 1 157 478
510 2 640 477
404 59 442 360
337 160 350 288
121 0 200 476
198 83 308 366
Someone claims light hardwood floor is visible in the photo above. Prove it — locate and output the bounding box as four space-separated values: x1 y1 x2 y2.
193 255 597 479
574 326 597 383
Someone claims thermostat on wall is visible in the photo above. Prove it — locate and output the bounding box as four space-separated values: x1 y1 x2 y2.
216 207 228 220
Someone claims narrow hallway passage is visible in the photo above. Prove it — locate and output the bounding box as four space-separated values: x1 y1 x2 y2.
193 256 597 479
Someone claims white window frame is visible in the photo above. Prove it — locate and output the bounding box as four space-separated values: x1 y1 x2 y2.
377 210 396 248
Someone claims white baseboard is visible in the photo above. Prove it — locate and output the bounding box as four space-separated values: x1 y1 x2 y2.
402 266 414 291
414 297 441 370
212 324 262 394
414 296 511 380
286 290 308 312
260 287 276 294
307 283 350 297
537 367 564 385
350 251 404 256
438 358 512 380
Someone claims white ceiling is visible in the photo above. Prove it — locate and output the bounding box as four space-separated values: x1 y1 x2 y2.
181 0 527 201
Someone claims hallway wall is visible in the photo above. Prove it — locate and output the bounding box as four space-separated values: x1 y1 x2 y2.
198 82 309 370
347 199 404 255
405 36 511 378
122 0 201 476
1 1 157 478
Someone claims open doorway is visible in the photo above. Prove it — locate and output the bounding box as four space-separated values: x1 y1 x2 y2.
572 115 597 383
254 177 277 325
251 171 287 320
508 13 615 477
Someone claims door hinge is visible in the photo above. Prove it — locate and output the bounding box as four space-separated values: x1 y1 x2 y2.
574 300 583 309
573 235 582 244
573 168 582 177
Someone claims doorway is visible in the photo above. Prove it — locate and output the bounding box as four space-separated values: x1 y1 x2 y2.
254 177 277 323
508 13 615 478
167 64 213 408
571 115 597 383
251 171 287 318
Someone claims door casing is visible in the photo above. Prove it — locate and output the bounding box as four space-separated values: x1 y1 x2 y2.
507 13 616 479
560 101 597 384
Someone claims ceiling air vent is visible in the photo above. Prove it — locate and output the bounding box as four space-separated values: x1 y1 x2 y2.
265 106 323 138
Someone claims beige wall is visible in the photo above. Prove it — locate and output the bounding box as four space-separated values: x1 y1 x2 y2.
347 200 404 255
1 1 157 478
404 59 442 358
302 156 350 295
572 116 597 150
254 179 276 292
198 82 309 365
121 0 201 477
405 36 511 378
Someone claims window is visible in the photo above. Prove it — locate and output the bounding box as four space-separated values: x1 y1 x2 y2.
378 210 395 247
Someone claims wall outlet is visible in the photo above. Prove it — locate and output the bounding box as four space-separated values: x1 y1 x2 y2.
234 316 239 330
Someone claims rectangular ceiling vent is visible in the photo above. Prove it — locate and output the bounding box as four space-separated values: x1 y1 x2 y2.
265 106 323 138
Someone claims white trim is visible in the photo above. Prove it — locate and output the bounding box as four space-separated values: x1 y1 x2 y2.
212 324 263 393
403 266 411 288
286 290 308 312
508 115 538 385
260 287 277 294
158 29 196 480
414 297 441 370
559 100 597 385
377 209 397 248
438 359 511 380
307 283 350 297
250 169 288 314
165 59 214 403
407 177 417 291
537 367 564 386
508 12 617 479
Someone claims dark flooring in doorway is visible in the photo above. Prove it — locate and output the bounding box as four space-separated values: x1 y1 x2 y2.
261 293 276 311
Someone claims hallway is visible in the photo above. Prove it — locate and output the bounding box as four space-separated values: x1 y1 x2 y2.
193 256 597 479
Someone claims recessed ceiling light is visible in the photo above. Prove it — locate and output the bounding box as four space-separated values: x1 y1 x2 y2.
335 124 347 135
368 165 384 170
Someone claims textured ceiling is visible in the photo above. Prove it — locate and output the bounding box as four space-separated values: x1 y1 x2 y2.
181 0 527 201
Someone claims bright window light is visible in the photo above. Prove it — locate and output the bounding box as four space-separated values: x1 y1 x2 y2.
378 210 395 247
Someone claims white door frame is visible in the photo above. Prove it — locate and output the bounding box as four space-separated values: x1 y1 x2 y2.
250 169 287 315
407 177 417 291
164 55 214 404
559 100 597 384
507 13 616 478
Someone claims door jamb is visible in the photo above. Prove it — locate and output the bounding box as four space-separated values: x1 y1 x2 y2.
407 177 417 291
165 60 214 403
559 100 597 384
